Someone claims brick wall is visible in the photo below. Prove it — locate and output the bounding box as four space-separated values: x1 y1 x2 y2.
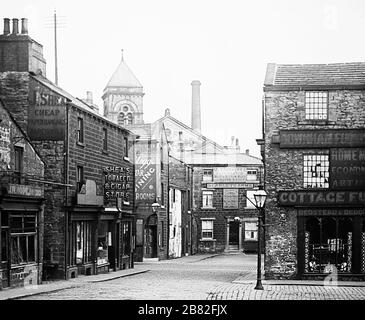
264 89 365 279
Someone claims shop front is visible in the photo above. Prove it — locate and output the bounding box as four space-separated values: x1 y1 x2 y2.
0 193 44 289
297 208 365 280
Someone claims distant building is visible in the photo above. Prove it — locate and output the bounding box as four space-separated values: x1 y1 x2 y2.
262 62 365 280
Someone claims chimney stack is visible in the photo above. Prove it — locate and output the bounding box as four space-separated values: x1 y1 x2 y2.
21 18 28 35
86 91 93 104
246 149 249 155
3 18 10 35
191 80 201 133
12 18 19 35
231 136 235 146
236 138 239 146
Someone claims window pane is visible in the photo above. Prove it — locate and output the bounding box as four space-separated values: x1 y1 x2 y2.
10 217 23 233
11 237 19 264
28 235 35 262
24 216 36 232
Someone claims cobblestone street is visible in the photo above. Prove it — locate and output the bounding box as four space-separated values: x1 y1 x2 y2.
14 253 365 300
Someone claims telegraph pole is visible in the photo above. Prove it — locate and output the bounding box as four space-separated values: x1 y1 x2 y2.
54 10 58 85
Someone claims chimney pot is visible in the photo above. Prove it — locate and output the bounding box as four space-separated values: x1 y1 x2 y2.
165 108 170 116
21 18 28 34
12 18 19 35
236 138 239 146
246 149 249 155
3 18 10 35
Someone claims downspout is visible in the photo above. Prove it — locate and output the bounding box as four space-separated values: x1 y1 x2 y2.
64 103 69 279
189 166 193 255
166 149 170 259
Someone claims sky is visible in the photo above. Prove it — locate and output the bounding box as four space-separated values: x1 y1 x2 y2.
2 0 365 157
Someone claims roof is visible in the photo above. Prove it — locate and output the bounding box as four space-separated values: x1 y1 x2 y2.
105 57 142 89
124 124 153 140
264 62 365 88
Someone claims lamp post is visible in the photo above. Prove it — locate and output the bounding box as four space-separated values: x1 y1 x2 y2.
253 188 267 290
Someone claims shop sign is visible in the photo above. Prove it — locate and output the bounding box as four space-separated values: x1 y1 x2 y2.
330 148 365 190
297 208 365 216
28 90 67 140
278 129 365 148
0 122 10 168
278 190 365 207
8 184 44 197
207 183 254 189
103 166 133 202
223 189 238 209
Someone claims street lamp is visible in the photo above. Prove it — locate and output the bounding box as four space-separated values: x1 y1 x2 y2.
151 199 160 213
253 187 267 290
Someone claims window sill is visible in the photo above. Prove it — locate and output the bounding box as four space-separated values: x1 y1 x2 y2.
199 238 216 242
201 207 216 210
297 120 336 126
76 141 85 148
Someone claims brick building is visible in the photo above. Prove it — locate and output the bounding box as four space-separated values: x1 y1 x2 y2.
0 18 135 281
263 62 365 280
0 99 45 289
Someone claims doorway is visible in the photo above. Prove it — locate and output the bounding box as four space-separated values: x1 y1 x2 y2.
144 214 158 258
229 220 239 249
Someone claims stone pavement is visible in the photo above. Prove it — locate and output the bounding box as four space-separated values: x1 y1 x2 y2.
0 264 150 300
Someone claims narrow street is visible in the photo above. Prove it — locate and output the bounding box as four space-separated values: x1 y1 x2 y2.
18 253 365 300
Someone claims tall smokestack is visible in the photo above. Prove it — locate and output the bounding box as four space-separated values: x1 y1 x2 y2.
3 18 10 35
12 18 19 35
191 80 201 133
86 91 93 104
21 18 28 35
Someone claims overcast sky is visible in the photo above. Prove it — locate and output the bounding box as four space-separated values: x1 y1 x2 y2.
3 0 365 157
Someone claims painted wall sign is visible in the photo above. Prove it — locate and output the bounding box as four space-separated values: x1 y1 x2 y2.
8 184 44 197
330 148 365 190
103 166 133 201
0 121 10 168
223 189 239 209
279 129 365 148
28 89 67 140
207 183 254 189
213 167 255 183
135 157 156 204
297 208 365 216
278 190 365 207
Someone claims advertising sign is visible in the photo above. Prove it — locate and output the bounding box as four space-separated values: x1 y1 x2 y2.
279 129 365 148
278 190 365 207
330 148 365 190
135 157 156 204
28 89 67 140
223 189 238 209
103 166 133 203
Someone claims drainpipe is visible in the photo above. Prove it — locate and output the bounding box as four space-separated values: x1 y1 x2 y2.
64 103 69 279
166 149 170 259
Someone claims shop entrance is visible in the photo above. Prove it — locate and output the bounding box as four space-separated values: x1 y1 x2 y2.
145 214 157 258
229 220 239 249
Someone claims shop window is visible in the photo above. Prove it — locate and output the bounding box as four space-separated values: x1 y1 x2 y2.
304 154 329 188
202 190 213 208
244 222 258 240
246 170 257 181
305 91 328 120
161 183 165 206
202 169 213 182
10 214 36 265
74 221 92 265
1 229 8 263
201 220 213 239
77 117 84 143
97 221 110 266
305 217 353 274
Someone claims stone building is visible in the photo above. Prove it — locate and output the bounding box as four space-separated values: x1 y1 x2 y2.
262 62 365 280
0 18 135 281
0 99 45 289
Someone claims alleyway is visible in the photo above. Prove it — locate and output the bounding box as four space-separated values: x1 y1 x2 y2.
13 252 365 300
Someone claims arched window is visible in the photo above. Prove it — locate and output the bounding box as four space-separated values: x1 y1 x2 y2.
117 106 134 125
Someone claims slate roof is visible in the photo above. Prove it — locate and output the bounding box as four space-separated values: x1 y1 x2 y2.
264 62 365 87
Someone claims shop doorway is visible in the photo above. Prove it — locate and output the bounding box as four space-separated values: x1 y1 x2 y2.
145 214 157 258
229 220 239 250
